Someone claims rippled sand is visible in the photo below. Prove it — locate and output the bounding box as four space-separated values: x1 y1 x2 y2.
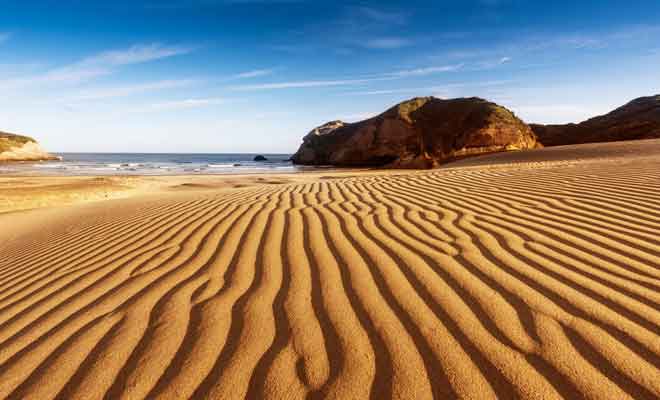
0 140 659 399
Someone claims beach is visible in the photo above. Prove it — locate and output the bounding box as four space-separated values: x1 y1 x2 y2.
1 139 659 399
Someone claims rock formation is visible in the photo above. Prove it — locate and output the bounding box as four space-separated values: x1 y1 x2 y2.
291 97 539 168
531 95 660 146
0 131 58 162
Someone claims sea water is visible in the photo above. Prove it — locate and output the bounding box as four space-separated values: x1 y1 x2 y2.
0 153 310 175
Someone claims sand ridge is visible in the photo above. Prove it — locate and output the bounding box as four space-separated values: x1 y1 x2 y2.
0 141 659 399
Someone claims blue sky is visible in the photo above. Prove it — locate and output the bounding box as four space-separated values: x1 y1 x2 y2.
1 0 659 153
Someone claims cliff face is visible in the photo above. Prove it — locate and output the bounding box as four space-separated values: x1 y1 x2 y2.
0 132 57 162
531 95 660 146
292 97 539 168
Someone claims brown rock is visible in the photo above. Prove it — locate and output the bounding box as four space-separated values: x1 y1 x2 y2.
291 97 539 168
0 131 59 162
531 95 660 146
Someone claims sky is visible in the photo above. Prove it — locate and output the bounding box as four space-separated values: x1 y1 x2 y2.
1 0 659 153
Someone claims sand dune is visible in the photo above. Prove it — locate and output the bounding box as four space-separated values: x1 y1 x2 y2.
0 141 659 399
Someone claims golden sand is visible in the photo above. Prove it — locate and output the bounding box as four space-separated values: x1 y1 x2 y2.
0 140 659 399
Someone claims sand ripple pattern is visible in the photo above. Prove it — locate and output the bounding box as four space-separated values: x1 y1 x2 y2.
1 161 659 399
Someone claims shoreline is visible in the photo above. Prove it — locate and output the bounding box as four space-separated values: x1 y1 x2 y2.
2 138 660 215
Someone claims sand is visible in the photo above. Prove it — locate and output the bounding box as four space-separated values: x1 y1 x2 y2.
0 174 313 214
0 139 659 399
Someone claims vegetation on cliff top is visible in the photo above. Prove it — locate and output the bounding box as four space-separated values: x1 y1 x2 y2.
0 132 37 153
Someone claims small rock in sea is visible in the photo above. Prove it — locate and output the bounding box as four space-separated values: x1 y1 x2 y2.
253 155 268 161
233 163 242 167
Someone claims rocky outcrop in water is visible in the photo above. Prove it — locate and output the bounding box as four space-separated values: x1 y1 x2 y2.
291 97 539 168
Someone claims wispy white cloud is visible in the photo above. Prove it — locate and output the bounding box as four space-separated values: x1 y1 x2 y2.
231 69 275 79
68 79 199 101
347 80 512 96
231 76 395 91
471 56 512 70
349 87 430 96
363 37 412 49
267 5 411 55
132 97 227 113
354 7 408 25
81 43 194 66
231 62 492 92
439 25 660 71
542 25 660 52
558 37 604 50
387 64 463 77
0 66 107 88
40 66 112 85
0 43 195 89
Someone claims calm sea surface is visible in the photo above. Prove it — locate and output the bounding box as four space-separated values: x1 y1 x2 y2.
0 153 315 175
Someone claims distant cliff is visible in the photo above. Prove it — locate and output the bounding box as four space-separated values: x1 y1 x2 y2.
0 131 58 162
291 97 539 168
531 95 660 146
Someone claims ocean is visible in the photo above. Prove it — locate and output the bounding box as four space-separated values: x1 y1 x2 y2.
0 153 307 175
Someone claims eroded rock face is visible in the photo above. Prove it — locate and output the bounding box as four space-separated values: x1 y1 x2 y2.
0 131 58 161
531 95 660 146
291 97 539 168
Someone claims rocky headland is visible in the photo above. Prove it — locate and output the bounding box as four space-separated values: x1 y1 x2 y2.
291 97 539 168
531 95 660 146
293 95 660 168
0 131 58 162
